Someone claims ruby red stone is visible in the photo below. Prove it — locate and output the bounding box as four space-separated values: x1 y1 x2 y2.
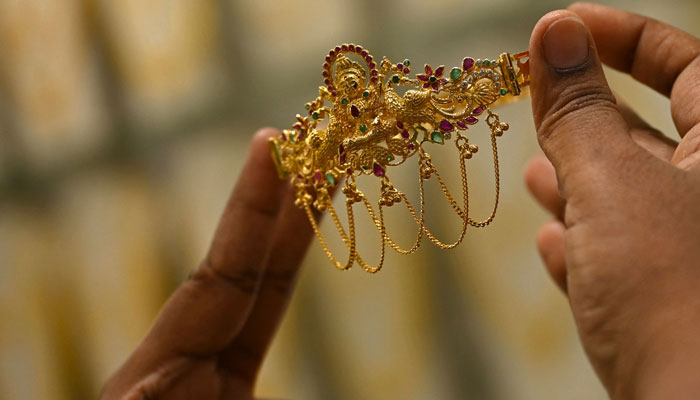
456 121 468 130
403 68 410 74
396 121 404 129
397 63 403 69
408 143 415 150
315 172 322 181
356 46 363 52
361 50 368 57
466 116 478 124
325 56 331 62
473 106 484 115
365 56 372 62
329 50 335 56
349 44 355 51
347 168 353 174
371 70 378 76
370 77 378 83
297 133 305 140
341 44 348 50
324 79 331 85
373 163 384 176
463 57 475 71
439 119 453 131
351 105 360 117
322 71 329 77
335 46 341 52
401 130 410 138
339 154 346 163
368 62 376 69
339 143 344 154
323 62 329 69
435 66 445 77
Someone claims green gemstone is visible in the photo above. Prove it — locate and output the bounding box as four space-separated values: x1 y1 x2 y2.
387 156 393 161
326 173 335 185
363 90 370 97
305 104 311 110
484 60 491 66
403 59 411 66
392 75 400 83
500 88 507 96
431 131 443 143
312 112 319 119
341 98 349 104
360 124 367 133
429 76 436 82
450 67 462 82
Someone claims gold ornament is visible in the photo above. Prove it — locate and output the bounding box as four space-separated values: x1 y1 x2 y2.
270 44 530 273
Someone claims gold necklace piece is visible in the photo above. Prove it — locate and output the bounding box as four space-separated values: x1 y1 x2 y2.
270 44 530 273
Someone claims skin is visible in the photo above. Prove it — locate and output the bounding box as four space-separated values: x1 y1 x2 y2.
103 3 700 399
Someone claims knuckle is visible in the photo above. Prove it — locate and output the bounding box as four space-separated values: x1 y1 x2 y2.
538 80 618 143
191 257 262 295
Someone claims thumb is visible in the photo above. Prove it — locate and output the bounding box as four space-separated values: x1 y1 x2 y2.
530 11 634 195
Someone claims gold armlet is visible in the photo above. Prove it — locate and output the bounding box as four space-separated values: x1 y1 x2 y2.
270 44 530 273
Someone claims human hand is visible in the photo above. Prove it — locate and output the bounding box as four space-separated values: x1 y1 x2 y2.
102 129 315 399
525 3 700 398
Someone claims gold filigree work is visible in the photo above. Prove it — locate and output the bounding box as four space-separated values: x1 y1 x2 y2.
270 44 530 273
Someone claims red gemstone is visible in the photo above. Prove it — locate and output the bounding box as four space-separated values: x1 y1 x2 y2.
335 46 341 52
322 71 328 77
315 172 322 181
349 44 355 51
356 46 363 52
339 154 346 163
408 143 415 150
351 105 360 117
361 50 368 57
373 163 384 176
439 119 453 131
403 68 410 74
329 50 335 56
473 106 484 115
397 63 403 69
347 168 353 174
463 57 475 70
323 62 329 69
456 121 468 130
466 116 478 124
341 44 348 50
325 56 331 62
425 64 433 75
370 77 378 83
368 62 376 69
371 70 378 76
324 79 331 85
339 143 344 154
401 130 410 138
435 65 445 77
396 121 404 129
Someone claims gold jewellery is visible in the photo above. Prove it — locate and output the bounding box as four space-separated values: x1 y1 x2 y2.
270 43 530 273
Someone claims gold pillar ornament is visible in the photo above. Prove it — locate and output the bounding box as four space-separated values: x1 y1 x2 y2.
270 44 530 273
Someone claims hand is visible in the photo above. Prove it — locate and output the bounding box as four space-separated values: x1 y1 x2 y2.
102 129 316 399
525 3 700 399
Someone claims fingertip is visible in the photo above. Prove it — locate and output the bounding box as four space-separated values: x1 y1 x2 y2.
536 220 568 293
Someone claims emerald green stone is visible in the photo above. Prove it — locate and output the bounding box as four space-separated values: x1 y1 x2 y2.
403 59 411 66
305 104 311 110
341 98 349 104
484 60 491 66
359 124 367 133
500 88 507 96
326 173 335 185
431 131 443 143
450 67 462 82
429 76 436 82
387 156 393 161
392 75 400 83
312 112 319 119
363 90 370 97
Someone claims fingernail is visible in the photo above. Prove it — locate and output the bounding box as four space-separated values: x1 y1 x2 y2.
543 16 590 70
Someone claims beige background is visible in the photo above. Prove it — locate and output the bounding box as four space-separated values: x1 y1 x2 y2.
0 0 697 399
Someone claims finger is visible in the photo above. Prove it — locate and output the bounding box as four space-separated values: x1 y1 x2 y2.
569 2 700 137
616 97 677 161
536 220 567 293
219 186 317 381
524 154 565 220
530 10 637 197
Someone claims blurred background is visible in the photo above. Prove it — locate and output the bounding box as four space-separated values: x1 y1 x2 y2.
0 0 697 399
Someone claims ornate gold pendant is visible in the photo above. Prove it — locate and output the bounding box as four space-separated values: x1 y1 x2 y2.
270 44 530 273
